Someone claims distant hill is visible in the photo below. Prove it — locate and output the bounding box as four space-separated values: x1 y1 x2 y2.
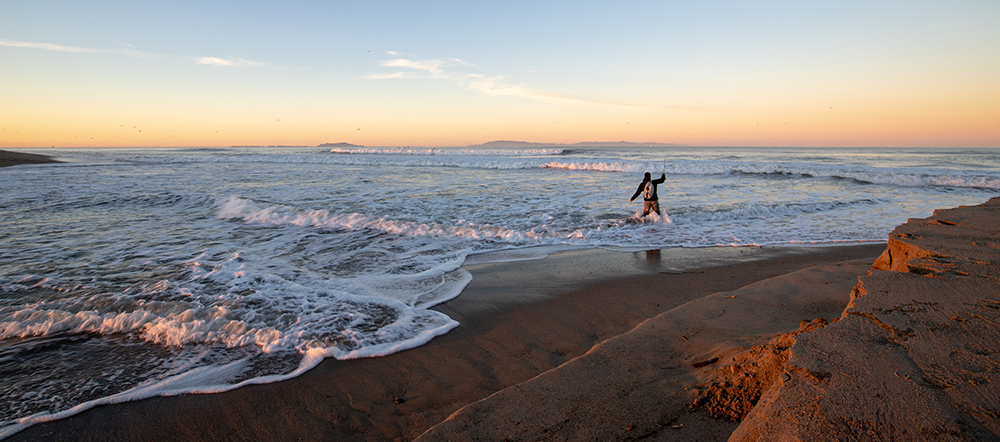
319 142 364 148
468 140 685 148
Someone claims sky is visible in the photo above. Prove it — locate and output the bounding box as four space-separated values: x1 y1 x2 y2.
1 1 998 148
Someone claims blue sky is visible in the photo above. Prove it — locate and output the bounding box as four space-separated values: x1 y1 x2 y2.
2 1 998 147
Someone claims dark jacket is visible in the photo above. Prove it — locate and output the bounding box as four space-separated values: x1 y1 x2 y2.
630 173 666 201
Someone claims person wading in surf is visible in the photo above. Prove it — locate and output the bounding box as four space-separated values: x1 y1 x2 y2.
629 171 666 217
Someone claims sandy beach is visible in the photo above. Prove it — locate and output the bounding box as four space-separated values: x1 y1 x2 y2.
7 243 887 441
0 150 60 168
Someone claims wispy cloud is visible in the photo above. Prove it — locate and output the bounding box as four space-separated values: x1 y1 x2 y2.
368 52 640 107
376 57 472 78
0 38 152 58
367 71 407 80
193 56 267 67
1 38 268 68
464 74 639 107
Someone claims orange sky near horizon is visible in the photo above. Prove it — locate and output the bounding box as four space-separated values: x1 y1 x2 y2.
4 92 996 148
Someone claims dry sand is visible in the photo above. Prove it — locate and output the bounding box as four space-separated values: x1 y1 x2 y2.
7 244 885 441
0 150 60 168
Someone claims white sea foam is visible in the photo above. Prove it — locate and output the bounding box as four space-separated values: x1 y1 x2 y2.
216 195 555 241
0 346 330 441
542 161 646 173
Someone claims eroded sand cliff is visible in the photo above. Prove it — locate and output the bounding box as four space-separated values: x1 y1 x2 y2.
733 197 1000 441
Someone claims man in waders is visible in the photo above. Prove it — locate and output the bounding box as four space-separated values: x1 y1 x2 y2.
629 172 666 216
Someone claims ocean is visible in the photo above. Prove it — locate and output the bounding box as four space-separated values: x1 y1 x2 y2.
1 145 998 436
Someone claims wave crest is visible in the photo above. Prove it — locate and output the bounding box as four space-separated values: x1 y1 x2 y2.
216 196 552 241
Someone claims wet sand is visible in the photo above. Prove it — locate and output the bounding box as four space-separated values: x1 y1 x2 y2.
7 243 886 441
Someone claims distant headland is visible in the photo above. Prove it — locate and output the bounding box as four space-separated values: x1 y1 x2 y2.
319 142 364 148
468 140 686 148
0 149 62 168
